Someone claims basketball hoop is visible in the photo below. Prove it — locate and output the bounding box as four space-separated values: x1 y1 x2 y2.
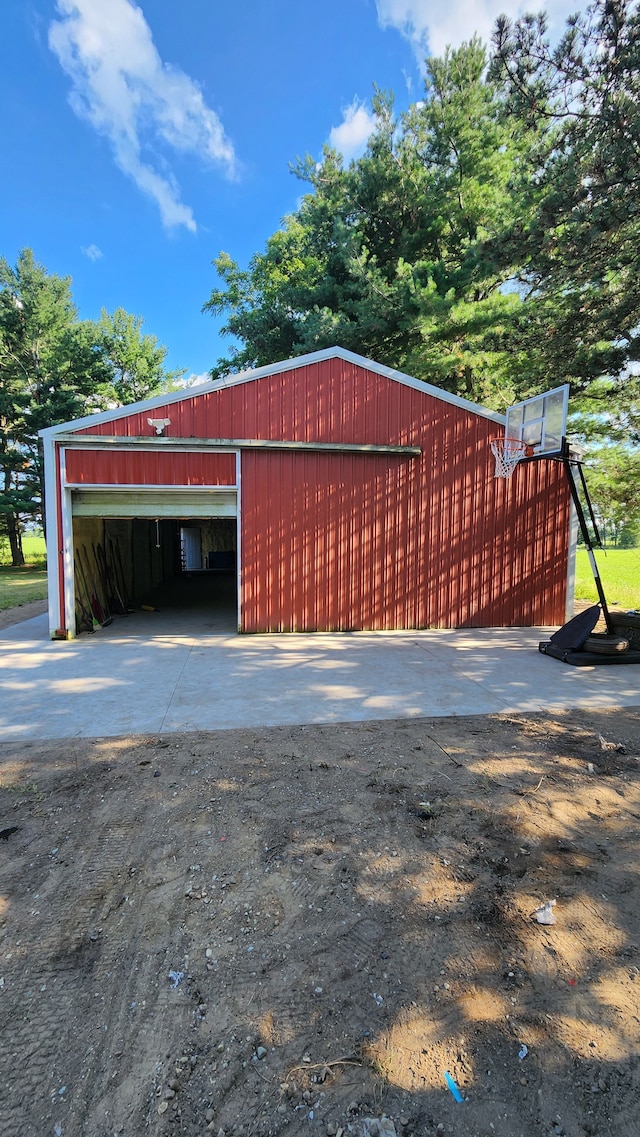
490 437 529 479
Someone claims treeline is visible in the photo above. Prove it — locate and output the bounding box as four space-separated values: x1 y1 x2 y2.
205 0 640 437
3 2 639 566
203 0 640 543
0 249 183 565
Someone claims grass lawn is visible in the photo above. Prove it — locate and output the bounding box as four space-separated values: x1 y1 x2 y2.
0 534 47 566
0 565 48 612
575 547 640 609
16 534 47 563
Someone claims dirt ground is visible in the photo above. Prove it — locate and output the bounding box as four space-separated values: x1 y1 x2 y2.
1 704 639 1137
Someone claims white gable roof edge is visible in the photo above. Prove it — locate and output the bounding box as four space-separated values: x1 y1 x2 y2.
335 348 505 424
39 346 505 437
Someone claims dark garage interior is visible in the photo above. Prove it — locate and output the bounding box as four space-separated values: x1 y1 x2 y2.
71 515 238 635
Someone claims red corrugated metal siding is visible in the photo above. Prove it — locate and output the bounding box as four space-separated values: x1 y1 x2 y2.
240 440 569 633
73 359 444 446
64 449 236 486
65 357 570 629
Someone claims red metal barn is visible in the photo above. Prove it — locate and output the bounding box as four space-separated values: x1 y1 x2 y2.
40 348 572 639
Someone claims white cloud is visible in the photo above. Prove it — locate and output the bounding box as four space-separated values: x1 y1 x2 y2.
81 243 103 260
375 0 587 62
329 100 377 162
49 0 236 232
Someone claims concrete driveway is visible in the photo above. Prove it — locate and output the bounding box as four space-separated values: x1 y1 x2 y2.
1 609 639 740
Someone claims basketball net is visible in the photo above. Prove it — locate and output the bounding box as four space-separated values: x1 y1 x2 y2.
490 437 529 479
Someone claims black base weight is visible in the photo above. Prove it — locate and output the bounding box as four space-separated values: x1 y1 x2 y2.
539 641 640 666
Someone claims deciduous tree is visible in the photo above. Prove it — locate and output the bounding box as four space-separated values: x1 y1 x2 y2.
584 446 640 544
0 250 179 566
0 249 108 564
96 307 185 404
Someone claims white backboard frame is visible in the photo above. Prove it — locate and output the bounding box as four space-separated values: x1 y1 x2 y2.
505 384 569 457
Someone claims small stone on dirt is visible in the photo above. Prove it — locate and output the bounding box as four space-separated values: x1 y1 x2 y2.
158 1101 168 1114
256 1045 267 1059
359 1120 397 1137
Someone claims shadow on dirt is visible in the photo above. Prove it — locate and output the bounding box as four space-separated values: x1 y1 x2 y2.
0 708 638 1137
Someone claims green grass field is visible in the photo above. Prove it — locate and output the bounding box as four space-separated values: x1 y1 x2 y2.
575 547 640 609
18 534 47 563
0 534 47 566
0 565 48 612
0 535 48 611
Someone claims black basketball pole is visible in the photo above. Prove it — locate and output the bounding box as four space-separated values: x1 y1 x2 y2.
576 461 605 547
562 453 614 634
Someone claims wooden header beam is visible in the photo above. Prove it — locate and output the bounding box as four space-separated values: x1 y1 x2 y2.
55 435 422 456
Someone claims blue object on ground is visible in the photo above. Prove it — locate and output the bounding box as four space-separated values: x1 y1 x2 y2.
444 1071 464 1102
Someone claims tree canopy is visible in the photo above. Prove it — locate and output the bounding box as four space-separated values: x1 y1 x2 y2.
583 445 640 543
491 0 640 436
96 307 185 404
204 1 640 444
204 40 536 409
0 249 179 565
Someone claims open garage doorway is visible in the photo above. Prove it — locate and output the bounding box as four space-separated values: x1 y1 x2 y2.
71 514 238 636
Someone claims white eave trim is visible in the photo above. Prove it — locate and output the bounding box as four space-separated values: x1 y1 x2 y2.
39 347 506 438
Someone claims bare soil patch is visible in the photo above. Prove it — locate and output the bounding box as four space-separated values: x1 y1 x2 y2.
1 709 639 1137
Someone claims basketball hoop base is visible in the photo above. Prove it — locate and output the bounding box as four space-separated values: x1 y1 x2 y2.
539 642 640 666
539 608 640 666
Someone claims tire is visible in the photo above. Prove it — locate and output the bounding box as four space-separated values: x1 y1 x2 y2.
610 610 640 628
583 634 629 654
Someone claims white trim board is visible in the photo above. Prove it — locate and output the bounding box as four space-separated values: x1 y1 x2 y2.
39 347 506 438
236 450 242 634
61 440 240 453
43 434 61 637
70 489 238 519
64 483 239 492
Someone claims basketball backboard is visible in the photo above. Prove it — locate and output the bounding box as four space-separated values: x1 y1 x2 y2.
505 384 569 457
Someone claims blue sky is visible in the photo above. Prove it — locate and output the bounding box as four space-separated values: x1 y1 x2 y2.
1 0 582 380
